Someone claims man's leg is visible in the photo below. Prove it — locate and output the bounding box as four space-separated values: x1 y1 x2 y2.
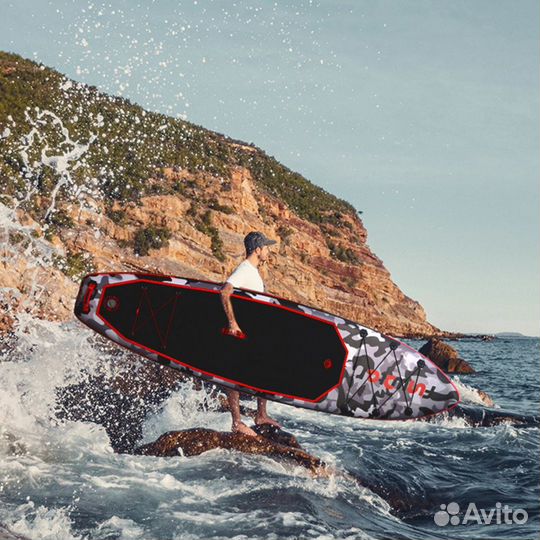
227 389 257 436
255 398 281 428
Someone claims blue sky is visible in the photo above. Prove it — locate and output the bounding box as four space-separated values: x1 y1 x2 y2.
1 0 538 335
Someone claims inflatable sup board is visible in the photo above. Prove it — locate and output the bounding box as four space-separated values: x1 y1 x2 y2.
74 273 460 420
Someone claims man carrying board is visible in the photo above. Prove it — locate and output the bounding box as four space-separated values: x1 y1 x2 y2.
220 231 281 437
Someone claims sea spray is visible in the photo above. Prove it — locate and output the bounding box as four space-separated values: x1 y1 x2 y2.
11 107 97 217
1 501 83 540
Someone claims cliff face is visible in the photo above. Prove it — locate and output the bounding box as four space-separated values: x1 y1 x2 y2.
0 51 444 337
1 164 440 337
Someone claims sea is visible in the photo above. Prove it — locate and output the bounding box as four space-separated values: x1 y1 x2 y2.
0 316 538 540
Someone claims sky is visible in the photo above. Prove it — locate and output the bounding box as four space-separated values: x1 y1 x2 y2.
1 0 539 336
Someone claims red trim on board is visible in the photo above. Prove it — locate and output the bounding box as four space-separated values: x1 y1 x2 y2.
95 279 349 404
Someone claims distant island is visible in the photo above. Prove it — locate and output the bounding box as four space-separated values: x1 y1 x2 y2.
455 332 538 341
495 332 537 339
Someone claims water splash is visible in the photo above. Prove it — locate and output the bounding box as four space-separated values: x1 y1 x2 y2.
16 108 97 218
1 502 82 540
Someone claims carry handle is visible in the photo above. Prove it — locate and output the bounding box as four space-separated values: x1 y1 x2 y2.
221 327 247 340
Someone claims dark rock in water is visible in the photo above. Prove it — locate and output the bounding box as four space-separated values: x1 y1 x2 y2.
418 339 497 405
252 423 302 448
433 404 539 427
55 353 191 453
56 373 153 453
134 424 427 515
134 425 326 474
419 339 475 374
54 366 341 491
54 350 285 455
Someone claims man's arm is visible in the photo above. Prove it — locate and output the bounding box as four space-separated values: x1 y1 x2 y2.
220 282 242 334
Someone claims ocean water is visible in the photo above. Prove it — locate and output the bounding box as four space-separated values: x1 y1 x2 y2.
0 318 538 540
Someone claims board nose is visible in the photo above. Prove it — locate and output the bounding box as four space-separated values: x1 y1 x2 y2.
74 277 98 315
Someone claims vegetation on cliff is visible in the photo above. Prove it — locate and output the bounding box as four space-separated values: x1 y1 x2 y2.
0 51 359 236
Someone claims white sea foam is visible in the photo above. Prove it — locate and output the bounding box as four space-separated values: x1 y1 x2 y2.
1 502 82 540
140 380 227 444
95 516 150 540
452 376 498 407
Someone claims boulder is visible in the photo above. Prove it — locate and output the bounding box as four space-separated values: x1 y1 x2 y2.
55 353 188 453
56 368 334 476
134 424 327 475
419 339 475 374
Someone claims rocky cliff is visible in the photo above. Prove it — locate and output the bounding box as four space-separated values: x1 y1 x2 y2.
0 51 449 337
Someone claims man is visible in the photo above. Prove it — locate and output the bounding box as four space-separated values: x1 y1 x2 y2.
220 231 281 437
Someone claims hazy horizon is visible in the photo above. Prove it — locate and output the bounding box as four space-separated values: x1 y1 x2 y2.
1 0 538 336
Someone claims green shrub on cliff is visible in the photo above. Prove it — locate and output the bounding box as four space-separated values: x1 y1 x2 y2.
53 250 96 281
326 239 360 265
132 226 172 256
193 210 226 262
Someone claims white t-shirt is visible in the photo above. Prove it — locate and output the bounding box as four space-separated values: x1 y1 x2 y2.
226 259 264 293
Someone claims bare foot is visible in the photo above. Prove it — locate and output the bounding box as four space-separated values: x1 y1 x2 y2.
255 415 281 429
232 421 258 437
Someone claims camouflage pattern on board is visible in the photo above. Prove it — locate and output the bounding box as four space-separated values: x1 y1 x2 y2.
74 273 460 420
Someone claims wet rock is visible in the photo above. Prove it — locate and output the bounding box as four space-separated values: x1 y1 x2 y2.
440 404 539 427
56 373 153 453
56 369 336 478
55 352 190 453
134 424 326 474
133 424 433 515
252 423 301 448
419 339 475 374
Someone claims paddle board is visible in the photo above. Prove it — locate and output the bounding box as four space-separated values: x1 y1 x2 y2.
74 273 460 420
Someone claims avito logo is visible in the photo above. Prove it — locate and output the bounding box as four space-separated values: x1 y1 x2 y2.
434 502 528 526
